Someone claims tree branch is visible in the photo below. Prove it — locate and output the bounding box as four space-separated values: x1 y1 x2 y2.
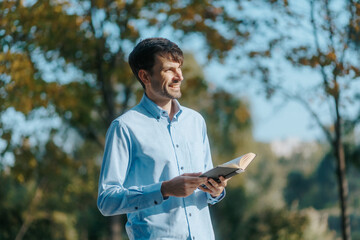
310 0 330 90
276 83 334 144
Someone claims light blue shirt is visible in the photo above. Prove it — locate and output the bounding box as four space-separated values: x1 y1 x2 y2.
97 94 225 240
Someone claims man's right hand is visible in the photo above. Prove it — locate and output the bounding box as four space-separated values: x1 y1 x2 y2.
161 173 208 198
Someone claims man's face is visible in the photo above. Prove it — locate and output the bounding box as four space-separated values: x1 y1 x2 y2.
145 54 183 101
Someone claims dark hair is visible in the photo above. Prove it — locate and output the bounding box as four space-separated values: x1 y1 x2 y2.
128 38 184 89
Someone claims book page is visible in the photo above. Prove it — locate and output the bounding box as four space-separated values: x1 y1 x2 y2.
239 152 256 169
219 163 240 168
200 152 256 181
219 152 256 170
219 156 242 168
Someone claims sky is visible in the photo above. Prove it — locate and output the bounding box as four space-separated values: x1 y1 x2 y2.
203 61 326 143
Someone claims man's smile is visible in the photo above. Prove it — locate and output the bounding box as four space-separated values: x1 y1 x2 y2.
168 83 181 90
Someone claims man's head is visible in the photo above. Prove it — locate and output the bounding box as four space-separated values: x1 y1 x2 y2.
128 38 184 89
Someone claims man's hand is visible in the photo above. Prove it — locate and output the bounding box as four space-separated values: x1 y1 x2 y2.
198 176 228 198
161 173 208 198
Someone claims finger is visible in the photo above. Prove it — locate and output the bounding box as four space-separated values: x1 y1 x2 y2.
204 181 216 191
208 178 219 188
218 176 227 187
198 185 211 193
183 176 207 183
184 176 207 184
207 179 224 195
182 172 203 177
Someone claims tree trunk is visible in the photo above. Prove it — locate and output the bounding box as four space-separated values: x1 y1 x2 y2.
334 97 351 240
110 215 123 240
334 138 351 240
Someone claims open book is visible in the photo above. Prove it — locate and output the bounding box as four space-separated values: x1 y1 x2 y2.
200 152 257 182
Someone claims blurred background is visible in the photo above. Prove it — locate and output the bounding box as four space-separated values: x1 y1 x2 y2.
1 0 360 239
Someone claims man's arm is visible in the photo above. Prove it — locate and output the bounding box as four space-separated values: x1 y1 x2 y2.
97 121 165 216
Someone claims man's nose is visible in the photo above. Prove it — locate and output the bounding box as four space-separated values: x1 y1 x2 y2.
176 68 183 81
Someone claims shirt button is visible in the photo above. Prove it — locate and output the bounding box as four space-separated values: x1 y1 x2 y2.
189 213 192 217
135 207 138 210
176 144 179 148
157 116 160 119
181 166 184 170
193 237 195 240
154 200 158 205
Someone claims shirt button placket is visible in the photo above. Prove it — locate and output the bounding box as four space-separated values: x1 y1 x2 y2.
171 123 182 175
186 203 196 240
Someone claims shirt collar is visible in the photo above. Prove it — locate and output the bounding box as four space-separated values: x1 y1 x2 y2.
140 94 183 121
172 99 182 121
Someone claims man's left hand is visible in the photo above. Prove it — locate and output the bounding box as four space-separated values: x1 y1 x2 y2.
198 176 228 197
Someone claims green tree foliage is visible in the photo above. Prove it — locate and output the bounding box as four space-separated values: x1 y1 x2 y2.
284 149 360 238
0 0 245 239
284 154 338 210
243 208 308 240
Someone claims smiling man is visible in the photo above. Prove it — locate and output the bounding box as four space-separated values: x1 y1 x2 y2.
97 38 228 240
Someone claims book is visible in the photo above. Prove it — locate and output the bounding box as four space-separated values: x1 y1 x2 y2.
200 152 257 183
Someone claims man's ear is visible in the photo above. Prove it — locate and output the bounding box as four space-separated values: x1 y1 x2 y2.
138 69 150 86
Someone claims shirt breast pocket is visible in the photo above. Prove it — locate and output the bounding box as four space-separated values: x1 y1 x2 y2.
186 141 205 173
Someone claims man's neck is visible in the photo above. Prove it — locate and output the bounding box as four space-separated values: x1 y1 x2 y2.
157 99 173 115
146 94 177 120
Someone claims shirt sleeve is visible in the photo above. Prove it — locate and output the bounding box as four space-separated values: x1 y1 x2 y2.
201 118 226 205
207 189 226 205
97 120 166 216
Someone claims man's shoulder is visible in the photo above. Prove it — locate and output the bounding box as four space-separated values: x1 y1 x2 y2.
110 104 149 127
181 106 205 122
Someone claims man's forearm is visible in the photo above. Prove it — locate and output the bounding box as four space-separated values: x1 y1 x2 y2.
97 182 164 215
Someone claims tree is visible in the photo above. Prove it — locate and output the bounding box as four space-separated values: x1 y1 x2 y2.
283 147 360 237
222 1 360 239
130 54 339 239
0 1 252 238
284 155 338 210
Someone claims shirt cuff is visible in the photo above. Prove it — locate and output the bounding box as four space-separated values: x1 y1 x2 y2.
207 189 226 205
138 182 165 209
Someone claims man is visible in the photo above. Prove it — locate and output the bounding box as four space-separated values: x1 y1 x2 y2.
97 38 228 240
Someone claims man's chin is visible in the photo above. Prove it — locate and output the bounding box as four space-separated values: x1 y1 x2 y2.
165 89 181 99
172 92 182 99
168 94 181 100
